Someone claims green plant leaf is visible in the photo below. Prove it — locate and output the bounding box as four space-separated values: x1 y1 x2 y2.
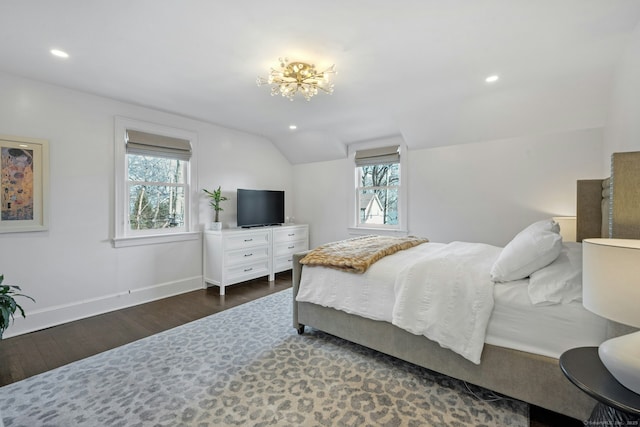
0 275 35 338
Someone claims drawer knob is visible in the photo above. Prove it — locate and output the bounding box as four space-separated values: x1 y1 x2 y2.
244 253 253 257
244 267 253 272
288 245 295 249
288 233 295 236
244 238 253 242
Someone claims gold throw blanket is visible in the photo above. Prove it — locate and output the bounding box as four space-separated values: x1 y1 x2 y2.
300 235 429 274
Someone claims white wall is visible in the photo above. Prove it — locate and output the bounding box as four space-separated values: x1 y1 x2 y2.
294 128 604 248
293 158 351 246
407 129 603 246
604 21 640 164
197 126 293 227
0 72 292 337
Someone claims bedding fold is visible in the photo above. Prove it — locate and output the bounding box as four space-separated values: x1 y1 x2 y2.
392 242 502 364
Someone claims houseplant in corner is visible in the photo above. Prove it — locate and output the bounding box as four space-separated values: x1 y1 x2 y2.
203 186 228 230
0 274 35 339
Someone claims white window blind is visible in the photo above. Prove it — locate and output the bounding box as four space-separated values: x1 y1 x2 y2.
354 145 400 166
126 130 192 160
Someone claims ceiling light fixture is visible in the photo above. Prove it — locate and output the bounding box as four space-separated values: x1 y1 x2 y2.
485 75 499 83
257 57 336 101
289 125 297 130
50 49 69 58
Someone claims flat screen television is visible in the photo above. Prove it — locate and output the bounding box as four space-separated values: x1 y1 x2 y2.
236 189 285 228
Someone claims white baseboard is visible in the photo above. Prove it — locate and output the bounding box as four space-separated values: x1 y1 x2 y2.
3 276 204 339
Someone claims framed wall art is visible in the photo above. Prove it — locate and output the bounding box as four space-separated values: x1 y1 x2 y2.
0 135 49 233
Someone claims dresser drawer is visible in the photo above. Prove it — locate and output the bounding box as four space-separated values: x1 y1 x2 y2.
224 230 270 250
274 239 308 257
225 260 270 283
274 254 295 272
225 246 269 266
273 227 308 244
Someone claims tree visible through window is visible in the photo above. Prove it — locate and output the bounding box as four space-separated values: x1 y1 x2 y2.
351 143 404 231
127 154 186 230
357 163 399 226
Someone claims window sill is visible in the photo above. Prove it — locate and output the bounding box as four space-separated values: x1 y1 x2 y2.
111 231 201 248
347 227 409 237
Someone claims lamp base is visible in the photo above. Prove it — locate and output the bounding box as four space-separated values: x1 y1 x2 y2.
599 330 640 395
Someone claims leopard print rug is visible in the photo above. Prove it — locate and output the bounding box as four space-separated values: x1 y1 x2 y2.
0 289 527 426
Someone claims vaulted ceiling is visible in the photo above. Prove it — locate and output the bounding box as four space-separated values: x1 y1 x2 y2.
1 1 639 164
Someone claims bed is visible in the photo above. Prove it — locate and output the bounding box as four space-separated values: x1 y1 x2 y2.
292 150 640 421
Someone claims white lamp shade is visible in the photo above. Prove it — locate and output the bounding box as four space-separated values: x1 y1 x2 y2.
583 238 640 329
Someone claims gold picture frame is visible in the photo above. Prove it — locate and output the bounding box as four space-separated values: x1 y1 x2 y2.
0 135 49 233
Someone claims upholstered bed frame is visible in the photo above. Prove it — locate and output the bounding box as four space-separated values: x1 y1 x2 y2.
292 151 640 421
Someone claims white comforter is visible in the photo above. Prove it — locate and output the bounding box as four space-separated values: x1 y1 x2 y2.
297 241 608 360
391 242 502 364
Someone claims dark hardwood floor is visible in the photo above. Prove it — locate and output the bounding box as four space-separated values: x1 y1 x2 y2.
0 271 582 426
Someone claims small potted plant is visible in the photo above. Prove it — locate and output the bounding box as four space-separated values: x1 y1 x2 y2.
0 274 35 339
203 186 228 230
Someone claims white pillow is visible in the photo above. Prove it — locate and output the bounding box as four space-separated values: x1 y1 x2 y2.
528 242 582 306
490 219 562 282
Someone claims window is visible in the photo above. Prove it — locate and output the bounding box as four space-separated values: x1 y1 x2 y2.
126 130 189 231
349 140 407 233
356 146 400 227
113 117 199 247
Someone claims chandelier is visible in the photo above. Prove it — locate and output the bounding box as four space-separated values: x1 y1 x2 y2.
257 57 336 101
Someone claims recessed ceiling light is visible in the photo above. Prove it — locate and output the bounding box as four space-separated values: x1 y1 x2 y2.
289 125 297 130
50 49 69 59
485 75 499 83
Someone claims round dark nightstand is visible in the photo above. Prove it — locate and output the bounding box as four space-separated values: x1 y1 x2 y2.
560 346 640 424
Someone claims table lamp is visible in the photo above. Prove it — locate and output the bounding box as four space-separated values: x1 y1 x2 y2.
583 238 640 394
553 216 577 242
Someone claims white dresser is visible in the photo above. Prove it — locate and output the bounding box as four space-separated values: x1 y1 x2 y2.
203 224 308 295
272 225 309 274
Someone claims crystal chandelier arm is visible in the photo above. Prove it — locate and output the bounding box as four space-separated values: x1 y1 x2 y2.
257 58 335 100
